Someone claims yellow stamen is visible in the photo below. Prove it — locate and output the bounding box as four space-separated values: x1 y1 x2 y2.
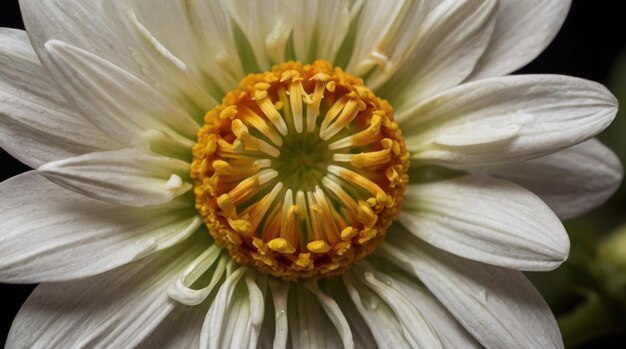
305 73 330 132
219 105 238 120
312 187 340 244
281 70 307 133
322 176 360 221
239 107 283 146
320 95 348 132
295 253 313 269
217 170 278 217
328 165 387 207
320 96 366 141
216 138 244 156
268 238 296 254
340 227 359 241
329 112 384 150
350 148 392 169
307 240 331 254
227 218 253 236
241 182 283 233
231 119 281 157
357 201 378 228
358 228 378 245
255 88 288 136
279 190 301 248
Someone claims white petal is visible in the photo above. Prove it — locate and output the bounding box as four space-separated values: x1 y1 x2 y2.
291 0 352 63
201 268 265 349
375 0 498 112
304 282 354 349
20 0 216 119
167 245 228 306
0 28 118 168
346 267 445 349
401 75 618 167
256 303 275 349
44 40 199 151
6 233 211 348
221 0 292 70
288 284 344 349
38 149 191 207
0 171 200 283
343 272 413 349
137 300 211 349
477 139 623 220
468 0 572 80
19 0 144 79
102 0 221 112
269 280 290 349
325 281 378 349
119 0 244 94
346 0 429 78
426 0 445 9
401 175 569 271
380 230 564 349
377 272 481 349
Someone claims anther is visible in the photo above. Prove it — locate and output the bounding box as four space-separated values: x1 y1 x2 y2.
255 89 288 136
239 107 283 146
340 227 359 241
328 166 387 207
268 238 296 254
307 240 331 254
320 98 363 140
227 218 253 236
321 96 348 132
219 106 238 120
231 119 281 158
350 149 392 169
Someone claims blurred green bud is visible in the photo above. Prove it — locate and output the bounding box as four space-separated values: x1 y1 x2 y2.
598 224 626 271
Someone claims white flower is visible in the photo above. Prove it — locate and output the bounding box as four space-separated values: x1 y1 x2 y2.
0 0 622 348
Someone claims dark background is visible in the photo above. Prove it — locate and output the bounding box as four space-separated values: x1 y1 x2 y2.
1 0 626 346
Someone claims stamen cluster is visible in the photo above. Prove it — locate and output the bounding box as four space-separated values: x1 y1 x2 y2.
191 61 409 280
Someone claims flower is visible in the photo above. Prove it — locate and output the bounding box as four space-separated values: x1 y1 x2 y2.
0 0 622 348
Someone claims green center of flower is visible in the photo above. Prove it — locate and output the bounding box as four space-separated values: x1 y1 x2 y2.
273 130 334 192
191 61 409 280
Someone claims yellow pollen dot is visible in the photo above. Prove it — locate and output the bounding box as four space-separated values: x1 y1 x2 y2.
254 82 271 91
254 89 268 100
268 238 296 254
216 194 236 218
219 106 238 120
227 218 253 236
335 241 352 256
191 61 409 281
341 227 359 241
307 240 332 254
295 253 313 269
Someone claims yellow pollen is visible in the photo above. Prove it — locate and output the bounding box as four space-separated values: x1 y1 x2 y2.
307 240 332 254
219 106 238 120
268 238 296 254
191 61 409 280
340 227 359 241
227 218 253 236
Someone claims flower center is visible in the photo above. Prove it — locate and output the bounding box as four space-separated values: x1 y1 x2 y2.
191 61 408 280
